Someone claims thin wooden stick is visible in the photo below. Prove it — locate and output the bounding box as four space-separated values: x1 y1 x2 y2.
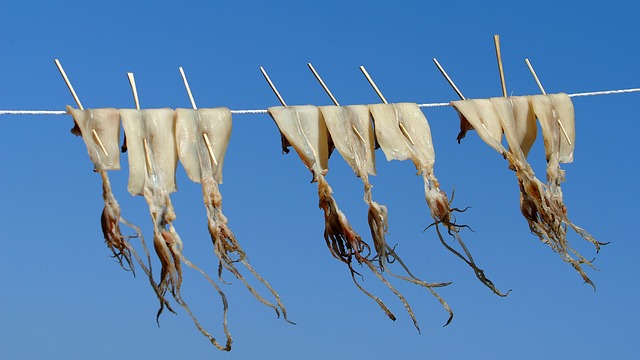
177 67 219 166
127 73 156 173
127 72 141 110
432 58 466 100
494 35 508 97
260 67 287 107
494 35 507 97
524 58 572 146
92 129 109 157
178 67 197 110
524 59 546 95
202 133 219 166
56 59 110 157
307 63 340 106
398 123 415 145
54 59 84 110
307 63 367 144
121 72 141 153
432 59 493 137
351 125 367 143
359 66 414 145
359 66 388 104
179 67 197 109
143 138 153 177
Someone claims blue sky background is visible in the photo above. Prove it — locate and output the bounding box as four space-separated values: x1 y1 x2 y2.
1 0 639 359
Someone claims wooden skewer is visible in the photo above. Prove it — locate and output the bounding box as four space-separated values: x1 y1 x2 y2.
432 58 466 100
142 138 153 177
307 63 367 144
202 133 218 167
260 66 287 107
55 59 110 157
307 63 340 106
54 59 84 110
127 72 141 110
433 58 468 100
398 123 415 146
179 67 198 109
263 65 367 147
524 59 546 94
524 59 572 146
178 67 218 166
359 65 414 145
127 72 154 175
92 129 109 157
494 35 507 97
359 66 388 104
307 63 339 107
351 125 367 143
122 72 140 154
432 58 493 137
121 72 142 153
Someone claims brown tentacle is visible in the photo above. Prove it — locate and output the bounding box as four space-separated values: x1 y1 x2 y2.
154 205 233 351
423 173 509 297
202 178 293 323
97 171 176 318
176 252 233 352
384 244 454 326
507 152 602 289
99 170 134 272
117 217 176 320
319 175 426 332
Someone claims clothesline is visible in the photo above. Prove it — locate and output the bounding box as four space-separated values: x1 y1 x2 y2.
1 87 639 116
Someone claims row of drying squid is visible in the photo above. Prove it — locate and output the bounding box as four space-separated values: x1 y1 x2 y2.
49 29 607 349
67 89 602 350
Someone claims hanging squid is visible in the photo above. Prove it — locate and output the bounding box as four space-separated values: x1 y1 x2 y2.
120 108 232 351
174 107 291 323
268 104 439 331
67 106 173 319
530 94 574 209
451 95 604 287
319 104 453 325
318 105 386 261
368 102 507 296
67 107 146 270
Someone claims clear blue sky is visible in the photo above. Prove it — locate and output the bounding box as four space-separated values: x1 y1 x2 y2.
1 0 638 359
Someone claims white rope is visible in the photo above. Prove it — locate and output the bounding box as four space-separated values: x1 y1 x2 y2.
0 109 270 115
230 109 268 114
415 87 640 107
567 87 640 98
0 110 67 115
2 87 639 116
417 102 450 108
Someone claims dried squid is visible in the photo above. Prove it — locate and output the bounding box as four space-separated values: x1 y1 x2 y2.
67 107 147 271
120 108 232 351
320 104 453 326
67 106 172 321
451 95 603 287
369 103 507 297
318 106 385 261
269 105 430 331
175 107 290 323
530 94 574 206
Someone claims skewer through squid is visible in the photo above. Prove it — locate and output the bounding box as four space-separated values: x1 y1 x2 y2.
369 102 508 297
269 105 440 332
319 104 453 324
451 95 604 287
120 108 232 351
175 107 291 323
67 108 136 269
67 106 174 320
